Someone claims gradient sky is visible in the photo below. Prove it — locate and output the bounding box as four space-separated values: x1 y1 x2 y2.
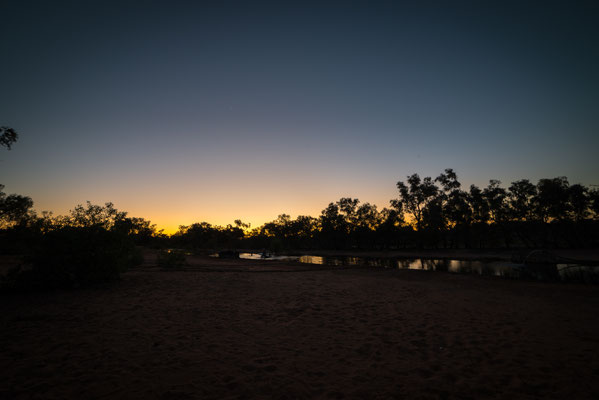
2 0 598 233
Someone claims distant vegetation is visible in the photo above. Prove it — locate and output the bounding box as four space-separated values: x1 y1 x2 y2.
2 171 599 257
166 169 598 251
1 127 599 290
1 201 147 291
157 249 187 269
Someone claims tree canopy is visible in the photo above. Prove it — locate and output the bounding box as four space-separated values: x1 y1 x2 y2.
0 126 18 150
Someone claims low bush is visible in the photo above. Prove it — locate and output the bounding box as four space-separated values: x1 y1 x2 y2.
1 226 141 291
157 249 186 269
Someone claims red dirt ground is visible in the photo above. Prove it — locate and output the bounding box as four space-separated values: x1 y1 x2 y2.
1 253 598 399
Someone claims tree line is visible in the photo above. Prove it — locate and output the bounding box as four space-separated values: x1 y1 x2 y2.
2 126 599 289
3 170 599 254
171 169 599 251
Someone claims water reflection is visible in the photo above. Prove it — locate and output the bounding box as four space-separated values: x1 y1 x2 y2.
557 264 599 282
238 252 298 261
299 255 324 265
220 253 598 283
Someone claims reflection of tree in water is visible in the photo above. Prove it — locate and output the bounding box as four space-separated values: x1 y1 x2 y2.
558 265 599 283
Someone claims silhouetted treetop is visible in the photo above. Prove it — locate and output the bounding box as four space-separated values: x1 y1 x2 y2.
435 168 461 193
0 184 34 227
0 127 18 150
2 167 599 253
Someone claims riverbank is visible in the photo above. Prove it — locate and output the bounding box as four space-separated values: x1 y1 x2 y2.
2 254 599 399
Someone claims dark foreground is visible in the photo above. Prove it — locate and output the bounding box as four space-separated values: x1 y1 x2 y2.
2 255 599 399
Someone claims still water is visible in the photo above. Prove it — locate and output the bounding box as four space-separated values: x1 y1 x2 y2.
236 252 598 283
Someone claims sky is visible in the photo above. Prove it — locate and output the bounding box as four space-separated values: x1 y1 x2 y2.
1 0 598 233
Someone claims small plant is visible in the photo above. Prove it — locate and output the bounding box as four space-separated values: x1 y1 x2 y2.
157 249 186 269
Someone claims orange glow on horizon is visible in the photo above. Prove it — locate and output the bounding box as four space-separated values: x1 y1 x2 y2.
25 174 400 236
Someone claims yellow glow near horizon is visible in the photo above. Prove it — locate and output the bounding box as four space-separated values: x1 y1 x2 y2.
30 190 398 236
22 168 400 236
151 217 270 236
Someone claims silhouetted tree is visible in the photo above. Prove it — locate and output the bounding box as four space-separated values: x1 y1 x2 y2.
483 180 508 223
508 179 537 221
234 219 251 230
421 197 445 247
396 174 438 231
483 180 511 246
505 179 540 247
435 168 461 193
176 222 217 249
441 188 472 248
0 185 34 228
435 169 472 247
319 202 344 248
113 216 157 244
68 201 127 229
174 220 246 250
590 189 599 220
568 184 589 222
337 198 360 222
354 202 382 248
0 126 18 150
289 215 317 248
262 214 292 238
377 207 406 248
469 184 489 224
535 177 570 222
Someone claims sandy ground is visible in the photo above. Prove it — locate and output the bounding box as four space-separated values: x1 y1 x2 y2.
1 253 599 399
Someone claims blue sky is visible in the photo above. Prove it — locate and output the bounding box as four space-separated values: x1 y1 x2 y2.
2 1 598 232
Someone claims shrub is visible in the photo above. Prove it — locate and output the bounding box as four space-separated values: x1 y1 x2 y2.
1 226 141 291
157 249 186 269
